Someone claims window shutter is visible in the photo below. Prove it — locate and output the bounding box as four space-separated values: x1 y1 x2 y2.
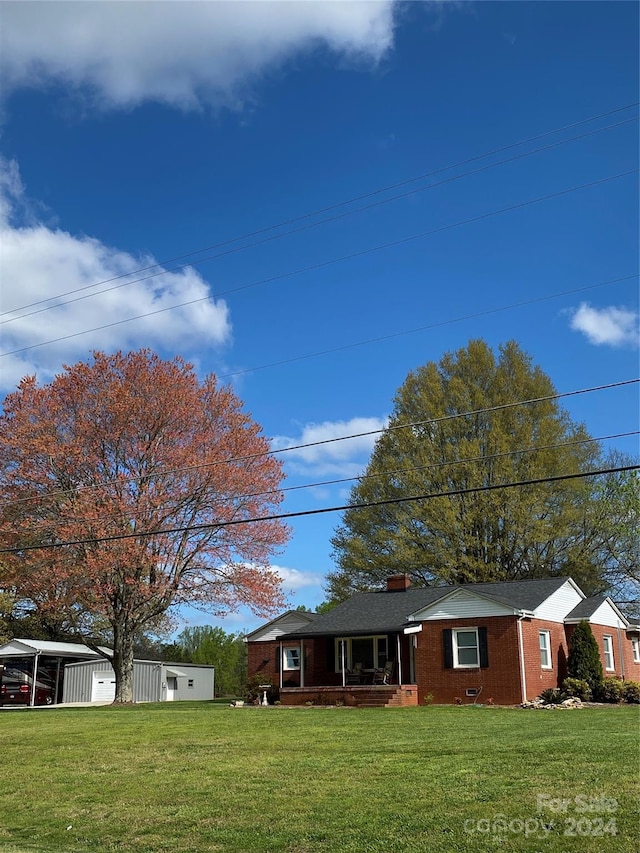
479 627 489 668
443 629 453 669
326 638 335 671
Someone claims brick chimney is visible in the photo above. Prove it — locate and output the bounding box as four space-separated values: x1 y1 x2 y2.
386 574 411 592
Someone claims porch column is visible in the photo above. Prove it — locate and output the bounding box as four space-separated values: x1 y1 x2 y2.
340 639 346 687
396 634 402 686
30 652 40 707
300 639 304 688
54 657 62 705
279 641 283 690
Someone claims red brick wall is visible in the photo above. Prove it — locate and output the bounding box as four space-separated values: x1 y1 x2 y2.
564 624 640 681
624 631 640 680
247 623 640 705
520 618 568 699
414 617 523 706
247 639 281 687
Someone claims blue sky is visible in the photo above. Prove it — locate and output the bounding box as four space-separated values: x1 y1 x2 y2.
1 1 638 635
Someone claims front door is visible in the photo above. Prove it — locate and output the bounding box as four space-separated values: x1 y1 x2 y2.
165 676 177 701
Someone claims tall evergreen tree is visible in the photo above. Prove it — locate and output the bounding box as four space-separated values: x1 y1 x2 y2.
567 621 603 689
329 340 610 600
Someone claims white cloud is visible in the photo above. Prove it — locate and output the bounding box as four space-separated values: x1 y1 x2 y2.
273 416 387 476
272 565 322 591
175 564 323 633
1 1 396 110
570 303 639 348
0 157 231 391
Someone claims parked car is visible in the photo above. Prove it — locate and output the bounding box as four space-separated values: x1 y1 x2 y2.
0 669 54 706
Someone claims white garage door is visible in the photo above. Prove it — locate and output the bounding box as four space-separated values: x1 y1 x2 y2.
92 672 116 702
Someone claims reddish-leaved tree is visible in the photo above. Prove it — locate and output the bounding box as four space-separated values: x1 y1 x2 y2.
0 350 289 702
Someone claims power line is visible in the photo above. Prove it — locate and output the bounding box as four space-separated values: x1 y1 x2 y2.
231 431 639 500
218 273 638 379
2 464 636 554
3 115 636 326
1 378 636 510
18 430 638 531
4 102 636 318
2 168 636 359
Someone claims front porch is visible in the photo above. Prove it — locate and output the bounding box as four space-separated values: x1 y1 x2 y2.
275 630 419 695
279 684 419 707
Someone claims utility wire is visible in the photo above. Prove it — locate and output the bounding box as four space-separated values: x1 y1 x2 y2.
2 114 636 326
2 465 637 554
20 430 638 531
2 168 636 359
191 431 637 500
218 273 638 379
1 378 636 509
4 102 637 318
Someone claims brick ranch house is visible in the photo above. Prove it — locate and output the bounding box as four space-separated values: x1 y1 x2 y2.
246 575 640 707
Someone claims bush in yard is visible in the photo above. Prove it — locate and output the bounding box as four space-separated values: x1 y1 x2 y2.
567 620 603 690
244 674 279 705
593 677 625 703
561 678 592 701
622 681 640 704
539 688 561 705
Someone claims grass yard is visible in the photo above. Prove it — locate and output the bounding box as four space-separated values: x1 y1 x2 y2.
0 703 637 853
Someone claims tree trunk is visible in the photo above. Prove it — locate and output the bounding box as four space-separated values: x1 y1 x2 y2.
112 620 135 703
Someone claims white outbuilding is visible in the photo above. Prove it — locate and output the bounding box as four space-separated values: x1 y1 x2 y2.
0 639 215 706
62 658 215 704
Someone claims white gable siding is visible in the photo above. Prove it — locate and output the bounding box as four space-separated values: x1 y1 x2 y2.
534 580 583 623
250 613 314 642
588 600 627 628
412 589 515 621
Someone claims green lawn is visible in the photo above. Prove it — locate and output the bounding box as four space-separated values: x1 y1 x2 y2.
0 703 637 853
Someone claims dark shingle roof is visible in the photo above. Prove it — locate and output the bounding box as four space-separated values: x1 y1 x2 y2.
565 595 637 627
565 596 609 621
451 577 572 612
282 576 572 638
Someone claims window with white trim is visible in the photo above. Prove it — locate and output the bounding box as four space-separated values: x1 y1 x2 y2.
632 638 640 664
603 635 614 671
539 630 552 669
283 647 301 671
443 628 488 669
453 628 479 668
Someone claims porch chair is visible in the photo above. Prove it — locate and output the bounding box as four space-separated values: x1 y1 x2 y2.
345 662 364 684
372 660 394 685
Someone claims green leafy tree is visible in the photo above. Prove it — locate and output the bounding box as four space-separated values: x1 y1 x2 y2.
171 626 246 696
314 600 338 614
567 620 603 689
594 465 639 605
329 340 610 600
